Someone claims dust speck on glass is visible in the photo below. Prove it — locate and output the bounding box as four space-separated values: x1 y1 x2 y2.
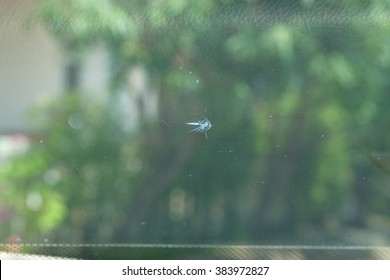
1 0 390 258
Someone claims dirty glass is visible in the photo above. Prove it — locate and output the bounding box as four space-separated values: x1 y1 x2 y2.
1 0 390 259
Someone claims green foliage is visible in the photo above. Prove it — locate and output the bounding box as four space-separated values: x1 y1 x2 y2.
0 148 67 237
33 0 136 49
1 94 144 241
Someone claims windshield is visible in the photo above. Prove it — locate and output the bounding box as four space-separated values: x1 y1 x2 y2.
1 0 390 259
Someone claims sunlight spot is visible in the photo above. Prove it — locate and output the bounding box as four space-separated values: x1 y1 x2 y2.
26 192 43 211
44 169 61 186
68 113 84 130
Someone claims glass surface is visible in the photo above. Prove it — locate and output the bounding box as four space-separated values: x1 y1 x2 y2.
1 0 390 258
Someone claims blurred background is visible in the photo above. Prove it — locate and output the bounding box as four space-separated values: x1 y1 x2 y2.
1 0 390 249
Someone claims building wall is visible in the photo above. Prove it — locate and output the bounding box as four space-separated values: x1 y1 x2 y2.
0 0 110 133
0 0 62 132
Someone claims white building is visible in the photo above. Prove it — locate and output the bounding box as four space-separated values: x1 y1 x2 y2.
0 0 117 134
